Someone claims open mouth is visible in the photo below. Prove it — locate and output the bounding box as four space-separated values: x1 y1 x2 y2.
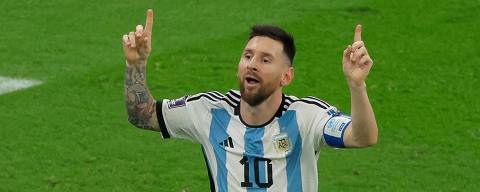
245 77 260 84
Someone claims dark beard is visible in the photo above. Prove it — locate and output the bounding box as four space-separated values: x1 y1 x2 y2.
239 80 276 107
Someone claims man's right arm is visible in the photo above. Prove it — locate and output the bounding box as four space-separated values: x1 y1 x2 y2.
124 62 160 131
122 9 160 132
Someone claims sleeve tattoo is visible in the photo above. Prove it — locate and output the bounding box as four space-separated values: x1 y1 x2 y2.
124 63 159 131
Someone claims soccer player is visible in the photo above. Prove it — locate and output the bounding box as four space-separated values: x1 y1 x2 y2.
123 9 378 192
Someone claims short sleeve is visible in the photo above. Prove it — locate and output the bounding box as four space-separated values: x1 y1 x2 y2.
297 97 351 149
156 95 212 142
319 107 351 148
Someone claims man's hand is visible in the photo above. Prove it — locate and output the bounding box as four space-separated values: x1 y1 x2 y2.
342 25 373 88
122 9 154 65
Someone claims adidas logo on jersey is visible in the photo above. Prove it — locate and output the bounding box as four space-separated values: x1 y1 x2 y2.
219 137 234 148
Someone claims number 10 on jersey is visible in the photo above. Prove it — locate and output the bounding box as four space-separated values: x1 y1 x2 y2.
239 156 273 188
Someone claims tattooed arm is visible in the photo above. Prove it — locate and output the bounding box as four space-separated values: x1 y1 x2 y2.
124 62 160 131
122 9 160 131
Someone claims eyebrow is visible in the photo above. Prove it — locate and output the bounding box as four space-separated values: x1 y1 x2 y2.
244 49 274 58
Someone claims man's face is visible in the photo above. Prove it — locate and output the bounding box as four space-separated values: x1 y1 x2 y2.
237 36 291 106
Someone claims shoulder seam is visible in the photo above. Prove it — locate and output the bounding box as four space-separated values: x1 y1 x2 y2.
305 96 331 107
286 98 329 110
186 91 238 109
187 92 221 103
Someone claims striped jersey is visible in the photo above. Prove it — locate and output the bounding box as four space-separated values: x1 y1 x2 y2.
156 90 351 192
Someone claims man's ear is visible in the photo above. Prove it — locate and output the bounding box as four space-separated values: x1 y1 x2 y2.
281 67 294 87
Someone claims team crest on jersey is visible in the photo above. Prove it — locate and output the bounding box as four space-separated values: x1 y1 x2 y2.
167 96 187 109
273 132 292 154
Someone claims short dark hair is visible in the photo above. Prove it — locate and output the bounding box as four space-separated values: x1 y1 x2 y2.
248 24 296 66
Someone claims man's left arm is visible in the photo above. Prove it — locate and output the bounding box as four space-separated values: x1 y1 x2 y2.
342 25 378 148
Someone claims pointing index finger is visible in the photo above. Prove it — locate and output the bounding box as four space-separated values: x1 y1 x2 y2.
354 24 362 42
145 9 154 35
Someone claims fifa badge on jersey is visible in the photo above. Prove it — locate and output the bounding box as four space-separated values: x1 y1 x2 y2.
327 107 339 116
273 132 292 154
167 96 187 109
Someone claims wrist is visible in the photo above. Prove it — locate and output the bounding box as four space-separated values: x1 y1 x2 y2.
126 59 147 66
347 80 367 92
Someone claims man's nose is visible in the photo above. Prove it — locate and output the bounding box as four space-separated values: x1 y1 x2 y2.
246 57 258 71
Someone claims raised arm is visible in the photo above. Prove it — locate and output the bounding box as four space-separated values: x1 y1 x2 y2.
342 25 378 147
122 9 160 131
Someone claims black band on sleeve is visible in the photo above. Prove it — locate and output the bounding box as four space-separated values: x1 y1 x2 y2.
156 100 171 139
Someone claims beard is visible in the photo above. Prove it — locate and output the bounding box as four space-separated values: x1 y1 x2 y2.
238 77 277 107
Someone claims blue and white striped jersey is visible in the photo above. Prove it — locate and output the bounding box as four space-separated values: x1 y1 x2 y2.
156 90 351 192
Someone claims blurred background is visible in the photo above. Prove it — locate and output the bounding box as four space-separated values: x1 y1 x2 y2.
0 0 478 191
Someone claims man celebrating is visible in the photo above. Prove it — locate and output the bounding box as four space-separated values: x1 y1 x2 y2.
123 9 378 192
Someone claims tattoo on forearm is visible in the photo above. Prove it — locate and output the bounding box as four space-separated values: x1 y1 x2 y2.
125 63 156 130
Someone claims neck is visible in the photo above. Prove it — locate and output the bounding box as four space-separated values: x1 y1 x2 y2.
239 89 283 127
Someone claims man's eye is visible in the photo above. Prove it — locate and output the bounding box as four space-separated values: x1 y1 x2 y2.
263 58 271 63
244 54 252 59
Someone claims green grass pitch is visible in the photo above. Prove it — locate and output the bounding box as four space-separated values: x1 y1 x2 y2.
0 0 478 191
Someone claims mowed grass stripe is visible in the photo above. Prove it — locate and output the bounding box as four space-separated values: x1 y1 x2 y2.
0 76 42 95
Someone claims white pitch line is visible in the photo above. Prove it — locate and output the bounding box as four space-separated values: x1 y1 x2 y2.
0 76 43 95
